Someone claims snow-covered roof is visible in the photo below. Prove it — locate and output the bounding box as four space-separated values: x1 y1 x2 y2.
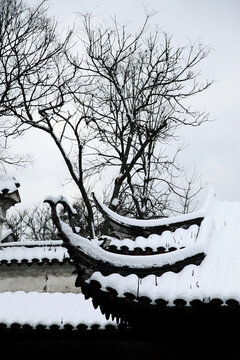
87 197 240 305
103 224 199 253
0 292 116 330
93 192 207 238
48 191 240 327
3 191 239 329
94 191 210 227
0 173 20 195
0 240 70 265
57 192 215 276
62 221 207 273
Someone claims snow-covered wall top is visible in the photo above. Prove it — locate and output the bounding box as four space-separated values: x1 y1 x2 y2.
0 240 70 264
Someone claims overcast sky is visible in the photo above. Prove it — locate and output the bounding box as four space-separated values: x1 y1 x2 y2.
12 0 240 210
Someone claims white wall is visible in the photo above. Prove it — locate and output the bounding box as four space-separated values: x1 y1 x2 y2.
0 263 81 293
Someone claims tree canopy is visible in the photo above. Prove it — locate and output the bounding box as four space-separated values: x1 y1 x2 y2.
0 0 212 239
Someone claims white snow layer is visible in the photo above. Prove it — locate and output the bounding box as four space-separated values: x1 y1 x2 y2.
0 173 19 194
62 217 211 269
94 189 215 227
2 229 13 241
106 224 199 251
87 198 240 304
111 198 119 207
0 240 69 263
0 292 116 329
44 194 77 215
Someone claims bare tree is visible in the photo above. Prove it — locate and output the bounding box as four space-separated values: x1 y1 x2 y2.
0 0 96 237
69 14 211 218
0 1 212 237
5 198 106 240
5 203 58 241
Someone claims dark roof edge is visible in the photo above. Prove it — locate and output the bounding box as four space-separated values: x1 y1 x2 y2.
0 258 73 266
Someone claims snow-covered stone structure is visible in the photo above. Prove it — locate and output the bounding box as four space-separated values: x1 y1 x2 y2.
0 175 82 293
0 173 21 243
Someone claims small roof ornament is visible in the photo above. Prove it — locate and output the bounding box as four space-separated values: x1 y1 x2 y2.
0 173 20 195
0 173 21 243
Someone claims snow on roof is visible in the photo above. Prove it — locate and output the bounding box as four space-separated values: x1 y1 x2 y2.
2 193 240 308
0 291 116 329
60 196 213 270
0 240 70 264
104 224 199 251
62 220 209 269
86 198 240 305
93 189 214 228
0 173 20 195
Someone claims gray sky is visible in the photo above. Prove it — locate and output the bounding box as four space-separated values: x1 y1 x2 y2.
13 0 240 210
